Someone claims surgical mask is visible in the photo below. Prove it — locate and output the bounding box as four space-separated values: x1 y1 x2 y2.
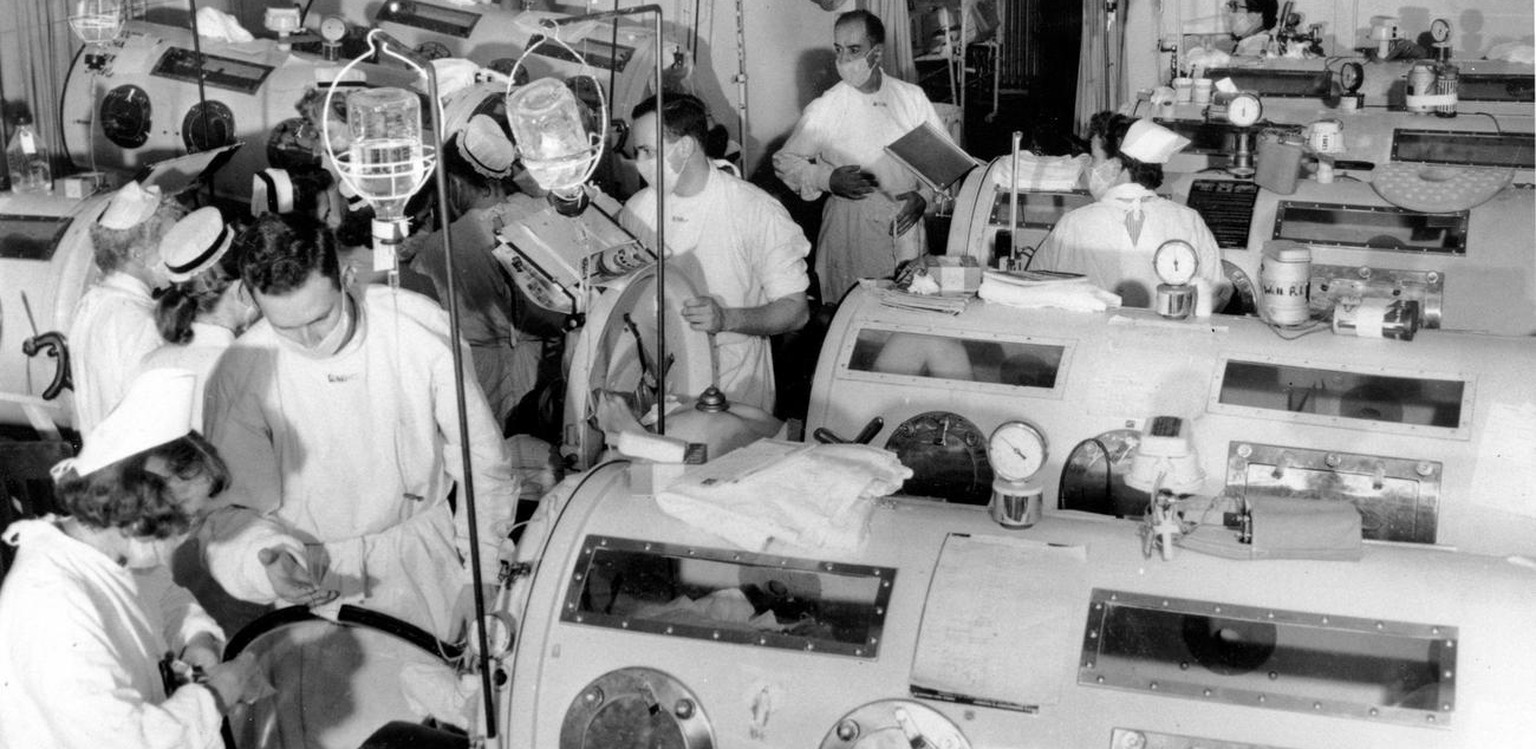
1228 11 1262 37
287 294 353 359
1087 160 1120 200
124 534 184 569
635 141 685 193
836 52 875 88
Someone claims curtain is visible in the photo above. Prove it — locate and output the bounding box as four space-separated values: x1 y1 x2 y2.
1073 0 1124 134
858 0 919 84
14 0 78 176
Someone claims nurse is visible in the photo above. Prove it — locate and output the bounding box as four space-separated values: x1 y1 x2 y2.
1031 114 1231 310
1227 0 1279 56
141 207 260 430
0 369 266 748
68 181 184 432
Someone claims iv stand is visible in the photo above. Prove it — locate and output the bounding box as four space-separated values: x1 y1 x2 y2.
543 5 668 433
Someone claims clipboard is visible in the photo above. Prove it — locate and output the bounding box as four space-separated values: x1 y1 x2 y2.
884 121 979 192
132 143 244 196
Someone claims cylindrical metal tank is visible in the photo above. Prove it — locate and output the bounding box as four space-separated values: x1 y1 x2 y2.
807 285 1536 556
499 460 1536 747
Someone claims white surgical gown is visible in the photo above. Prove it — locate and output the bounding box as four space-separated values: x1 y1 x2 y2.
68 272 163 433
1031 183 1230 309
139 322 236 432
0 519 224 749
204 285 519 641
620 167 811 412
774 75 947 303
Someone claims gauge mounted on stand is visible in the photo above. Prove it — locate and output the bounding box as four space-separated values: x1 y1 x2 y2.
1336 61 1365 110
1153 239 1200 319
987 420 1047 528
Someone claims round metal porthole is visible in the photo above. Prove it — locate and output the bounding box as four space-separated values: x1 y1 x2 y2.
181 99 237 152
560 667 713 749
100 84 152 148
885 411 993 505
819 700 971 749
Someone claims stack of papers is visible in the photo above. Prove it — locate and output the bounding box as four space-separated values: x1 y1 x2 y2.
863 279 972 315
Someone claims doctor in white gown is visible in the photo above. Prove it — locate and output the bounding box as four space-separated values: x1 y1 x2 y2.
774 9 949 304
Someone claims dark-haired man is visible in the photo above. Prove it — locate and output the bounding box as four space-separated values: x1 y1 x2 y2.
774 9 950 305
203 212 519 641
1032 116 1230 310
620 93 810 412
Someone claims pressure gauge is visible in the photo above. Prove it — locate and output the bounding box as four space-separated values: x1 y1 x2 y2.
1430 18 1451 44
988 420 1048 482
1339 61 1364 93
319 15 347 43
1154 240 1200 286
1227 92 1263 127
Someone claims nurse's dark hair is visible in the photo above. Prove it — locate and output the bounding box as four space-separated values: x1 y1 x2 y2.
631 93 710 150
836 9 885 45
54 445 192 539
1245 0 1280 31
149 432 231 501
1089 111 1164 190
155 237 246 345
235 212 342 295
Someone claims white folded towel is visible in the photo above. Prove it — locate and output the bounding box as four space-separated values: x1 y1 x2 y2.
656 440 912 552
992 152 1091 193
196 7 254 43
979 270 1121 312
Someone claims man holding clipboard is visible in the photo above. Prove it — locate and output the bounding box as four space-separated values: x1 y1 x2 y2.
774 9 961 305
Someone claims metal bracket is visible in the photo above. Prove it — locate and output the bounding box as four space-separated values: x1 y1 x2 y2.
1309 263 1444 328
1225 442 1440 544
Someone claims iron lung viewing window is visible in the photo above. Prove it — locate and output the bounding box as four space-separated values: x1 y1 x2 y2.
1217 360 1465 429
1272 202 1469 254
562 536 895 658
848 329 1066 390
0 215 71 261
1079 590 1458 727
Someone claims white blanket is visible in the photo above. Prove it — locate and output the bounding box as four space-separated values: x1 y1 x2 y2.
656 440 912 552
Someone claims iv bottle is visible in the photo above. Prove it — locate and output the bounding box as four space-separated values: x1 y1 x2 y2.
7 115 53 194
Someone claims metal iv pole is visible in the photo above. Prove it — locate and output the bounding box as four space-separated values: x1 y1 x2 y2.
542 5 668 433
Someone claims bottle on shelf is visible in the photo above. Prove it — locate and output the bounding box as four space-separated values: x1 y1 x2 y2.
6 113 53 194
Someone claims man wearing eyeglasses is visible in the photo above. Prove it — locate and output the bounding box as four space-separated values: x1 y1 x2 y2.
1226 0 1278 56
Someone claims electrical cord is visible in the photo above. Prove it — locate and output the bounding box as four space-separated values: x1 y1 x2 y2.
1468 111 1504 135
1058 437 1114 514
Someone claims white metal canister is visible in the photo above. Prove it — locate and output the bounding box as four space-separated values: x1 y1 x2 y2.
1259 241 1311 326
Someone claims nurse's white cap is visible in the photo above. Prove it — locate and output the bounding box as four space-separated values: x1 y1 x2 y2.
56 369 197 479
160 207 234 282
1120 119 1191 165
462 114 516 178
98 181 163 230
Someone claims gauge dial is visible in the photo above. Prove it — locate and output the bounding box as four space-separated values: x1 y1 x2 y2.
320 15 347 42
1227 92 1263 127
1339 61 1364 93
1430 18 1451 44
988 421 1048 482
1154 240 1200 286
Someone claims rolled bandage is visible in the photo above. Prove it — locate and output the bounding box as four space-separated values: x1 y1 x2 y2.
615 430 690 463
